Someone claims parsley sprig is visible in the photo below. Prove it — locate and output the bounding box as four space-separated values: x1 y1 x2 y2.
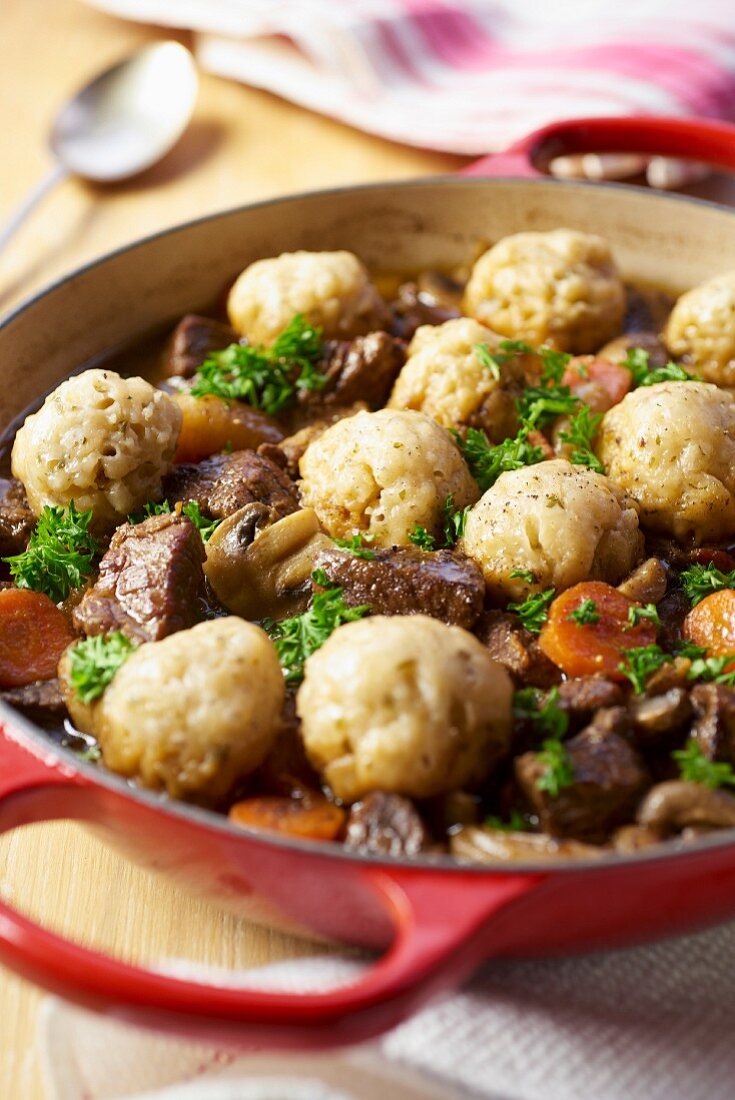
409 495 471 552
128 499 221 541
454 427 545 494
628 603 661 628
190 314 327 416
485 809 530 832
673 739 735 789
535 738 575 798
623 347 697 387
513 686 569 741
558 405 604 474
568 598 600 626
68 632 137 704
267 570 369 685
332 533 376 560
618 644 672 694
5 502 99 603
680 563 735 607
507 588 556 634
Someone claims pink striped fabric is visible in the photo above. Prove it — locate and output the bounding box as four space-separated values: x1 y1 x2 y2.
85 0 735 153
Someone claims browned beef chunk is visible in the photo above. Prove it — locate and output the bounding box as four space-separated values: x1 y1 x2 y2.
556 678 625 715
657 588 691 651
0 478 35 558
259 403 367 479
164 314 238 378
163 450 299 521
630 686 693 746
345 792 429 856
1 678 65 718
474 610 560 688
312 545 485 629
293 332 405 422
515 707 649 842
389 274 463 340
73 513 205 642
690 683 735 763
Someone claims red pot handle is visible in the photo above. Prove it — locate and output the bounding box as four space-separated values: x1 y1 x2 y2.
464 115 735 179
0 726 544 1047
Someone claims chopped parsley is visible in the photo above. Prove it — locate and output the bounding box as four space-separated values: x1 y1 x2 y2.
267 570 369 685
408 526 436 551
454 427 545 493
181 501 221 542
513 686 569 741
516 384 580 429
5 502 99 603
409 496 471 552
618 644 672 694
535 738 575 798
510 568 537 584
558 405 604 474
68 632 137 704
475 342 502 380
442 494 470 547
627 603 661 628
128 498 220 541
623 346 697 387
537 346 572 385
190 314 327 416
484 809 530 832
128 500 173 523
673 739 735 789
680 563 735 607
507 588 556 634
686 654 735 687
568 598 600 626
333 533 376 560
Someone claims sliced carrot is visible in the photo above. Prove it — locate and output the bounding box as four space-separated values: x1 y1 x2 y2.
682 589 735 660
0 589 76 688
228 795 346 842
562 357 633 412
173 393 284 463
538 581 657 679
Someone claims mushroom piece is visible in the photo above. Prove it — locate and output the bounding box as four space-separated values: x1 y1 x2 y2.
637 781 735 835
629 687 693 740
616 557 667 605
204 506 332 620
451 826 605 863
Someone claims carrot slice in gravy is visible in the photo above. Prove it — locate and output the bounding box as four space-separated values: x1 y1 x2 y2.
683 589 735 660
538 580 656 679
0 588 76 688
229 796 346 841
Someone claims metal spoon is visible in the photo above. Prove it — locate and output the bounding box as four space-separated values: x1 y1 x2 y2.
0 41 198 254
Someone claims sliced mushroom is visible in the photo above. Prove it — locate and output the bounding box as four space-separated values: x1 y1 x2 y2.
451 825 604 863
616 557 667 605
637 780 735 835
204 505 332 620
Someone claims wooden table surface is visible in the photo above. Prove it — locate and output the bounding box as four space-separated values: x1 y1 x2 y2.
0 2 461 1096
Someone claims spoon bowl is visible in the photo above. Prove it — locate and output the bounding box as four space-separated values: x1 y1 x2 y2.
50 41 199 182
0 41 198 258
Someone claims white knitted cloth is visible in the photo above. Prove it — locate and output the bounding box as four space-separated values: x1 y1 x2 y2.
40 920 735 1100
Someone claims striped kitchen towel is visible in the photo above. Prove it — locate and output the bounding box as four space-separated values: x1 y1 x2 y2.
83 0 735 153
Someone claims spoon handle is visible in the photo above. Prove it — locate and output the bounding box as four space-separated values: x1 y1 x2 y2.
0 162 69 254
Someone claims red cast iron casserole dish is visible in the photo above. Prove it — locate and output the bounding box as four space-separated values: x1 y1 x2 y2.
4 115 735 1048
